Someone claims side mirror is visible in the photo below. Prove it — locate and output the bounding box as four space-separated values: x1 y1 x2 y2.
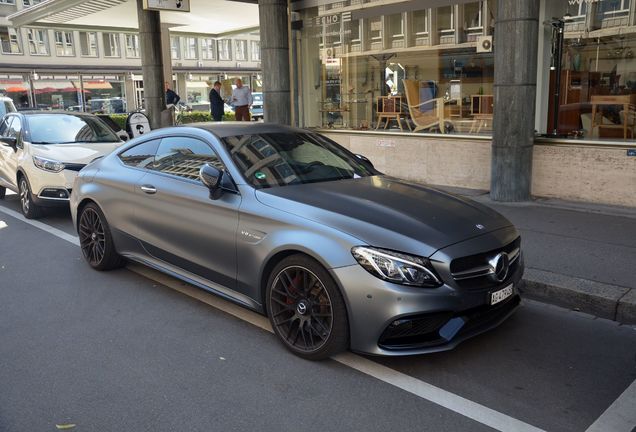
355 153 374 169
0 136 17 150
200 163 224 200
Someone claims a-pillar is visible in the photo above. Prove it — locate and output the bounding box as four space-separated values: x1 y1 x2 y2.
490 0 540 201
136 0 167 130
259 0 291 125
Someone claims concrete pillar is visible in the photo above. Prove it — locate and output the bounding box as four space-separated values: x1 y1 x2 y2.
490 0 540 202
258 0 291 125
136 0 167 129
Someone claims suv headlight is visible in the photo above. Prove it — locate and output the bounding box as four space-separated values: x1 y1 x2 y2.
33 156 65 173
351 246 442 288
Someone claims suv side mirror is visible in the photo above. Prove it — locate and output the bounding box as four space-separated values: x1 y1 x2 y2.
200 163 224 200
0 136 17 151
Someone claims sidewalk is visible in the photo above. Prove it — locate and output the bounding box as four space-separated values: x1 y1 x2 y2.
434 185 636 325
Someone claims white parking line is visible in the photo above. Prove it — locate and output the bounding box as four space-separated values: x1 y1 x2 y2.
2 206 634 432
586 379 636 432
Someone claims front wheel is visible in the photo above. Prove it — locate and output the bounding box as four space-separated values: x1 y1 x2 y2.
266 254 349 360
19 176 43 219
78 203 125 271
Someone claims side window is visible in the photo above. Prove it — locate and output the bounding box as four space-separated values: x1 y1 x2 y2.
118 139 160 169
152 136 223 181
7 117 22 140
0 116 13 137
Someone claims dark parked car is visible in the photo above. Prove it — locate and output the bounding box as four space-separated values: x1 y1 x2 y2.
70 123 523 360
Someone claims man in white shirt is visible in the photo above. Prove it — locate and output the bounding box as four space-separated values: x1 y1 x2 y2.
231 78 253 121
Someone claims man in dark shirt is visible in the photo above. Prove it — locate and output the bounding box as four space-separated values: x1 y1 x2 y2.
165 81 180 106
209 81 225 121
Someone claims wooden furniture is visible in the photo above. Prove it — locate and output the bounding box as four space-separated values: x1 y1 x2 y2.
402 79 448 133
470 95 494 115
590 95 636 139
375 96 410 131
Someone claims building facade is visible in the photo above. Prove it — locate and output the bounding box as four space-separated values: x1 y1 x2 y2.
0 0 262 113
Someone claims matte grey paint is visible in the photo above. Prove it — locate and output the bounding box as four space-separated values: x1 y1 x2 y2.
70 123 523 356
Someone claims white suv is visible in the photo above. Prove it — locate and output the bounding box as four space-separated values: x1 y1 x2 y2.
0 112 123 218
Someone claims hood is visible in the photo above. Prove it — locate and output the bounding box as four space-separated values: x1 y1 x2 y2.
255 176 512 257
30 142 123 164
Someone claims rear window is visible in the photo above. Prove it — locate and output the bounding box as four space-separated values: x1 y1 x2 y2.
27 114 119 144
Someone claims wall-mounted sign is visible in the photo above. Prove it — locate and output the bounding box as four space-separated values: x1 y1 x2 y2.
143 0 190 12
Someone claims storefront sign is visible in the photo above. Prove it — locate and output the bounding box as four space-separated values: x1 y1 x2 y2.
627 149 636 157
314 12 350 26
143 0 190 12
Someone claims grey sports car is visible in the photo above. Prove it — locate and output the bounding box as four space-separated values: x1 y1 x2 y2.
70 123 523 360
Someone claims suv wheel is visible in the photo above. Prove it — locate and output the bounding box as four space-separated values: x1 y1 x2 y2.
266 254 349 360
19 176 43 219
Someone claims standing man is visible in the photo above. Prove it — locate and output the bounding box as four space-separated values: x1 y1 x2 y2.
231 78 252 121
209 81 225 122
165 81 180 106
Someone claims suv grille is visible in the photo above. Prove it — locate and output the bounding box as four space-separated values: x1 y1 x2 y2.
450 237 521 290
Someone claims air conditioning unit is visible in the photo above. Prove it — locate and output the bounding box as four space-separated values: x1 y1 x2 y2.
477 35 493 53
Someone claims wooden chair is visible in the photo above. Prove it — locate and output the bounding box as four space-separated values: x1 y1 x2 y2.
402 79 448 133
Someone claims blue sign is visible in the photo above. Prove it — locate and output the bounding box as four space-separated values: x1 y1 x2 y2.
628 149 636 157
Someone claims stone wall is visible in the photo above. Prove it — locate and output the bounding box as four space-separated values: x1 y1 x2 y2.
323 131 636 208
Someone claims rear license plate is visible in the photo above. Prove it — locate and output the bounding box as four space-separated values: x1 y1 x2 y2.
490 284 514 305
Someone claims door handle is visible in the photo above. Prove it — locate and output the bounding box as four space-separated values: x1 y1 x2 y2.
140 185 157 194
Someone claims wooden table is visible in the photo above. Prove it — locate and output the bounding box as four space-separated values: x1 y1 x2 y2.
590 95 636 139
375 96 411 131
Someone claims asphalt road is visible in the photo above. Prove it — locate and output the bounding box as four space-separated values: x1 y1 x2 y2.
1 192 636 432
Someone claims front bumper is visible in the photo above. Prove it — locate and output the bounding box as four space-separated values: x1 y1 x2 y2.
331 245 524 356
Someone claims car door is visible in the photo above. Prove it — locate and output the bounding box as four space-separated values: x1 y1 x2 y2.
0 116 21 190
133 135 241 291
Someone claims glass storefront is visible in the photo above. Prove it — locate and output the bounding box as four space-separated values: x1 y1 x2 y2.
296 1 497 135
547 0 636 141
294 0 636 142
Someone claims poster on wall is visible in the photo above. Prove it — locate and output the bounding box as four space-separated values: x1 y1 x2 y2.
143 0 190 12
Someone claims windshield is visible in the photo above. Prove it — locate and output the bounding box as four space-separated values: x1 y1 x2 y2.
27 114 120 144
222 132 377 188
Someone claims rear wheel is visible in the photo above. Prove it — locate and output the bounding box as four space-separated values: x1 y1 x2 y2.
266 254 349 360
78 203 125 271
18 176 43 219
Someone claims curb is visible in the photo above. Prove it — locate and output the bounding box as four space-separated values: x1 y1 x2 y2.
519 268 636 325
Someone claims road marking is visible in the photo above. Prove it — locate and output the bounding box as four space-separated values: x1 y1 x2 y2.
586 379 636 432
0 205 79 246
2 206 633 432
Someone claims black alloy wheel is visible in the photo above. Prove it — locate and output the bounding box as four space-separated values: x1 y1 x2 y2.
78 203 125 271
267 255 348 360
19 176 42 219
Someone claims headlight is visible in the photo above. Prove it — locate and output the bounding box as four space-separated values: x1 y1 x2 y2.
33 156 65 173
351 246 442 288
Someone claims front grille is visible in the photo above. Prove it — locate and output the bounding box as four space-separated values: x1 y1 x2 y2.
64 163 87 172
378 295 520 350
450 237 521 290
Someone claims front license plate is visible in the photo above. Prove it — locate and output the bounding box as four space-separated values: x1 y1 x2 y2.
490 284 514 305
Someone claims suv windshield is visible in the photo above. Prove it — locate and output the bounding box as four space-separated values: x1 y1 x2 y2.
27 114 119 144
222 132 377 188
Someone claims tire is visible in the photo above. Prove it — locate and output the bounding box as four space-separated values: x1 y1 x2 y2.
266 254 349 360
0 186 5 199
78 202 125 271
18 176 43 219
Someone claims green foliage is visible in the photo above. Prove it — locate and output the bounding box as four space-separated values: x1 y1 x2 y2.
109 114 128 130
104 110 236 131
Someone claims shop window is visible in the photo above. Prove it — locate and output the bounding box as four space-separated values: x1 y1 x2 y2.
79 31 98 57
185 37 198 59
235 40 247 61
82 76 126 113
0 27 22 54
26 28 49 55
250 40 260 61
201 38 215 60
218 39 231 61
103 33 120 57
125 34 140 58
54 30 74 57
0 78 30 108
171 36 181 60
